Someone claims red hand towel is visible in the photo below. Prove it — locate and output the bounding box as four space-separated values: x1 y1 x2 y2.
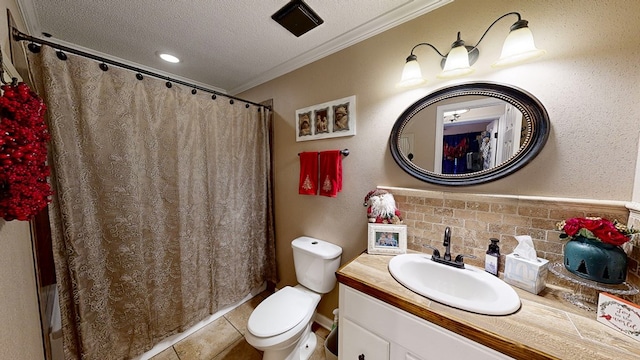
319 150 342 197
299 152 318 195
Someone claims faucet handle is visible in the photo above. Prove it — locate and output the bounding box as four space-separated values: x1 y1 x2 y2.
454 254 477 263
422 244 441 258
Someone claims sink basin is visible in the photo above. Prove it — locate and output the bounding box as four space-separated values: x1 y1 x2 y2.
388 253 520 315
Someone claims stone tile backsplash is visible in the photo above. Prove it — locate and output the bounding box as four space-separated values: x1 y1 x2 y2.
380 187 640 294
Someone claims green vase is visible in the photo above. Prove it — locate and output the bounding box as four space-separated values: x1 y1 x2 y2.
563 235 628 284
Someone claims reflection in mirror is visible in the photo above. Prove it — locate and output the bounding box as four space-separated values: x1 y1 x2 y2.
390 82 549 186
401 96 524 174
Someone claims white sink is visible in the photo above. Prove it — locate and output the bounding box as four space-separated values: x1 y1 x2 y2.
388 253 520 315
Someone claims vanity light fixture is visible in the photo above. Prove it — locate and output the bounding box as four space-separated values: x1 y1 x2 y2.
398 12 545 87
159 53 180 63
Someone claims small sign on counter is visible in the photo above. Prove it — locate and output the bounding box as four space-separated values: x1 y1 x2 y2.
597 292 640 342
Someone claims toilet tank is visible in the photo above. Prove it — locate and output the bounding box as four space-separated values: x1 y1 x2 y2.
292 236 342 294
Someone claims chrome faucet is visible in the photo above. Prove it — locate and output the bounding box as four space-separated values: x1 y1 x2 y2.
422 226 476 269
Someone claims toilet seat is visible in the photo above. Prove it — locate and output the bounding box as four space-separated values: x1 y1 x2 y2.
248 286 315 338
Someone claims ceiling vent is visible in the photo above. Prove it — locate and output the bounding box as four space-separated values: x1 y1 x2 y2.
272 0 324 37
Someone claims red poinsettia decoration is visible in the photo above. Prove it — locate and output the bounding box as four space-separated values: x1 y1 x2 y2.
0 82 52 221
556 217 638 246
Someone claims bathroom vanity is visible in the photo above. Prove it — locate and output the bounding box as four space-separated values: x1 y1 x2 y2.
336 252 640 360
339 285 510 359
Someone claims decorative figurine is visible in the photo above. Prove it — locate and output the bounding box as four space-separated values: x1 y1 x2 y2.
363 189 402 224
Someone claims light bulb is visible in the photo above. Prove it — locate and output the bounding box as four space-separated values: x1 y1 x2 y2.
159 53 180 63
397 56 426 87
438 45 474 78
493 26 545 67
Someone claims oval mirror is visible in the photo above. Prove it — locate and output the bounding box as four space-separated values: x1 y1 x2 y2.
390 82 550 186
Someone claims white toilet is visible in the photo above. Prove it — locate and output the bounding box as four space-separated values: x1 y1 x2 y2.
246 236 342 360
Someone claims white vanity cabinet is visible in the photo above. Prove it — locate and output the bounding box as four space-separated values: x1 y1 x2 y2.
338 284 512 360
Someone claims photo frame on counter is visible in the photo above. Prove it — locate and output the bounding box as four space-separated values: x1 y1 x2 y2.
295 95 356 142
367 224 407 255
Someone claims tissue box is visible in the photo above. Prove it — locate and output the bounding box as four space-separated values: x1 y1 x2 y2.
504 254 549 294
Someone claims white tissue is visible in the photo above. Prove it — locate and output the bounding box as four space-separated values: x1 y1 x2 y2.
513 235 538 261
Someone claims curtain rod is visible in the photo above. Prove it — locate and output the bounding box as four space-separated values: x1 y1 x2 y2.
11 27 270 110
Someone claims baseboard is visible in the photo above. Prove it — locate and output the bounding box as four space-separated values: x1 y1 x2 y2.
314 312 333 330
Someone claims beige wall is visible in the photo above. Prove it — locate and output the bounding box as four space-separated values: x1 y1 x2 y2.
4 0 638 351
0 221 44 359
239 0 640 318
0 1 46 359
386 186 640 300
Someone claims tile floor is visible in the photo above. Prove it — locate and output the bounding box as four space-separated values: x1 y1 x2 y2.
149 291 330 360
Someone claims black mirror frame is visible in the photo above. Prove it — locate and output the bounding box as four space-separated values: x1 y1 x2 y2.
389 82 550 186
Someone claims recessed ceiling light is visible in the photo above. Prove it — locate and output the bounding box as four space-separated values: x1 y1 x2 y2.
159 53 180 63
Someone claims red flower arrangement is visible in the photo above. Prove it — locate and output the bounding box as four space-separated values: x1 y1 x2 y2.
556 217 638 246
0 82 52 221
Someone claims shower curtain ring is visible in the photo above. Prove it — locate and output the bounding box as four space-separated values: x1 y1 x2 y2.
27 42 41 53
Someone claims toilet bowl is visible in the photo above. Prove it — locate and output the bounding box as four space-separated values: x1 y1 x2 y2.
246 236 342 360
245 285 320 360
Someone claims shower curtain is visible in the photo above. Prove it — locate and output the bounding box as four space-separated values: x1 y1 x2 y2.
26 46 276 359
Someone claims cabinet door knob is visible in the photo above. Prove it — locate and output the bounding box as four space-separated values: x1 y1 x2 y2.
358 355 365 360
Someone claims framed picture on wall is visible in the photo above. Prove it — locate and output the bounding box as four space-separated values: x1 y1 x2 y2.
295 95 356 141
297 111 312 138
367 224 407 255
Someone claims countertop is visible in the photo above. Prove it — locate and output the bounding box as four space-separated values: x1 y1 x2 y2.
336 252 640 360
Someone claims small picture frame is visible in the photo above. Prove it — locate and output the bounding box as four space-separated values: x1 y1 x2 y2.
368 224 407 255
295 95 356 141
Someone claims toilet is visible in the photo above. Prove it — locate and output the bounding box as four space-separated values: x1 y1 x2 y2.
246 236 342 360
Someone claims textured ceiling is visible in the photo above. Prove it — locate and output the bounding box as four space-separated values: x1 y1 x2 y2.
17 0 451 94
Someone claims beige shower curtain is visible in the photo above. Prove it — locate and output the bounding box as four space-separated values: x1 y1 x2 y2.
27 46 276 359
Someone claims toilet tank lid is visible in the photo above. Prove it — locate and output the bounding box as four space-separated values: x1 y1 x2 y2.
292 236 342 259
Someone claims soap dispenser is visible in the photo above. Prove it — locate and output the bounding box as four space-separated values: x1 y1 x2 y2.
485 238 500 276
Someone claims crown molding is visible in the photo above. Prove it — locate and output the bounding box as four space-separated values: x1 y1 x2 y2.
17 0 453 95
229 0 453 94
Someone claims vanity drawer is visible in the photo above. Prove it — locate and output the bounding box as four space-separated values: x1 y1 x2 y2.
341 317 390 360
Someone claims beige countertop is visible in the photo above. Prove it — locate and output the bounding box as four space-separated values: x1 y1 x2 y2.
336 252 640 360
